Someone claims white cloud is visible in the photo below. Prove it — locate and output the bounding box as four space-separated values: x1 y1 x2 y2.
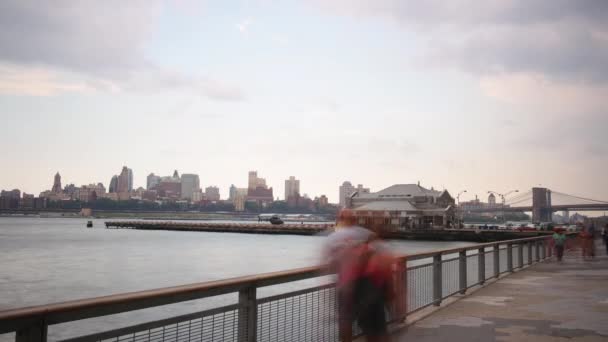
0 1 245 100
236 18 252 35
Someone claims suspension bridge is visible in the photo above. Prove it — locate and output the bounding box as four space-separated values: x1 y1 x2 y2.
462 187 608 222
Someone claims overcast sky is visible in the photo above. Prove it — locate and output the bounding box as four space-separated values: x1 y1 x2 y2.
1 0 607 203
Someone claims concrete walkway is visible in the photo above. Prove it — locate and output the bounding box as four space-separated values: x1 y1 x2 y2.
394 243 608 341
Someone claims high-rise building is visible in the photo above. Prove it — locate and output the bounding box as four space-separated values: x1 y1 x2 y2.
318 195 329 207
339 181 355 207
147 173 161 190
117 166 131 193
229 184 238 202
51 172 62 193
109 175 118 193
205 186 221 201
284 176 300 200
248 171 267 190
181 174 200 200
127 168 133 191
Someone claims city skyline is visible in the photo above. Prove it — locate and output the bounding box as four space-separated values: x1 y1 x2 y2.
0 1 607 203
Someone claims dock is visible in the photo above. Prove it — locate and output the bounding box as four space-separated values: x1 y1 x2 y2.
104 220 334 235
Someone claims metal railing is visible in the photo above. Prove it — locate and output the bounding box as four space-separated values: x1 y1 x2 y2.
0 236 555 342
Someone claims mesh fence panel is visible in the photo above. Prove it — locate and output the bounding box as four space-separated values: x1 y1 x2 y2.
406 263 434 313
75 306 241 342
499 248 508 274
484 251 494 281
441 258 460 298
256 285 338 342
466 254 479 287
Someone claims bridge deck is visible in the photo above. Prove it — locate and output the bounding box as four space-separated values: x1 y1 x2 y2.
393 242 608 341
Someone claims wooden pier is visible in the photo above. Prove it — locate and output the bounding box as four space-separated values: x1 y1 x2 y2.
104 221 334 235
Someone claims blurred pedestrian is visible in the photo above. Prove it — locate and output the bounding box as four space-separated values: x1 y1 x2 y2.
552 228 567 262
602 224 608 255
579 226 594 260
325 210 395 342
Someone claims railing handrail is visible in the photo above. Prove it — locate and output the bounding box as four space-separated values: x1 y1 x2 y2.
0 235 552 335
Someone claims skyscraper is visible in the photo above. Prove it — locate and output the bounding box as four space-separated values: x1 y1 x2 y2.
109 175 118 193
147 173 161 190
285 176 300 200
127 168 133 192
51 172 62 193
339 181 355 207
229 184 237 202
117 166 130 193
180 174 200 200
248 171 267 190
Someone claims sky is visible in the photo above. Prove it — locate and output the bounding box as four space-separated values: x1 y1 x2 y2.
1 0 607 203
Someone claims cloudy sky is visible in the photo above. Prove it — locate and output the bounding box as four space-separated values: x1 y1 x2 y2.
1 0 607 203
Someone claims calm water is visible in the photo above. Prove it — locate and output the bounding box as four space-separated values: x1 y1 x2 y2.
0 217 474 341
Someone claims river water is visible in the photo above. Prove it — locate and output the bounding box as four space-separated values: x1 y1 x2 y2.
0 217 474 341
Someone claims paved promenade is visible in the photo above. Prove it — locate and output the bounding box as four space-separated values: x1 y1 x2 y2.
394 243 608 341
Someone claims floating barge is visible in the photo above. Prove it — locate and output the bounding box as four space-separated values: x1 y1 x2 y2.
104 221 334 236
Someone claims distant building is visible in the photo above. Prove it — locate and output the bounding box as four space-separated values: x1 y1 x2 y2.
248 171 267 190
0 189 21 209
339 182 370 207
181 174 200 200
147 173 161 190
63 184 78 198
318 195 329 207
75 183 106 202
117 166 131 193
285 176 300 200
229 184 238 202
142 190 158 202
157 172 181 199
247 186 274 204
192 190 204 203
349 183 455 231
20 193 35 209
205 186 221 201
51 172 62 193
488 193 497 207
109 175 118 193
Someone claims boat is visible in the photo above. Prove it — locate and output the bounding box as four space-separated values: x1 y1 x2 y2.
86 220 93 228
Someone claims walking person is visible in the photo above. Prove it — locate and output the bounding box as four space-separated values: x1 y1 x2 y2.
552 228 567 262
602 224 608 255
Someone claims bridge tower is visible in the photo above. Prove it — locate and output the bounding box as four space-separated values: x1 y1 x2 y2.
532 187 552 222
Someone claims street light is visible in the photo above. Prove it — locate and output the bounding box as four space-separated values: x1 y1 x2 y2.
455 190 467 227
488 190 519 223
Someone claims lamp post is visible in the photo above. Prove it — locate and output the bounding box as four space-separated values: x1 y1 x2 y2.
456 190 467 227
488 190 519 223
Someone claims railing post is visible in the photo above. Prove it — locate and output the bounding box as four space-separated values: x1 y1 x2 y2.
547 239 553 258
238 285 257 342
478 248 485 285
493 244 500 278
459 250 467 294
518 243 524 269
16 320 47 342
507 243 513 272
535 241 540 262
433 254 442 306
541 239 546 260
528 242 533 265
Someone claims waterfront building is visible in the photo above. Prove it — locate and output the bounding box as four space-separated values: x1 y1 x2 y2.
142 190 158 201
147 173 161 190
204 186 221 201
488 193 497 207
51 172 62 193
339 181 355 207
75 183 106 202
109 175 118 193
349 183 456 231
284 176 300 200
180 174 200 200
157 172 181 199
0 189 21 209
20 193 35 209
